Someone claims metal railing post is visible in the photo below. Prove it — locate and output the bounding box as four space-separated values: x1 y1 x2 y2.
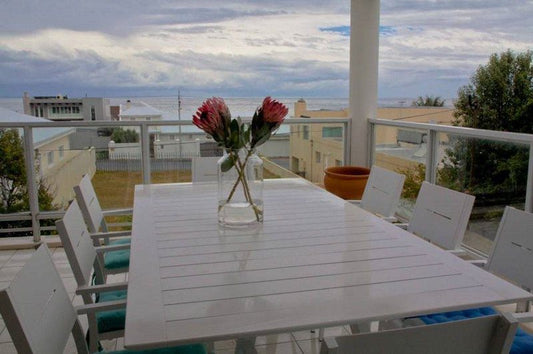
368 121 375 166
23 126 40 242
343 120 351 165
140 123 151 184
425 129 438 183
525 143 533 212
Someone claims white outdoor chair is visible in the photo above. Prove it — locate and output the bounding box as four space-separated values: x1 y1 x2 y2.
320 314 518 354
405 181 475 251
192 156 221 182
354 165 406 221
74 174 131 271
480 206 533 312
74 174 132 241
393 206 533 352
0 244 207 354
56 200 130 352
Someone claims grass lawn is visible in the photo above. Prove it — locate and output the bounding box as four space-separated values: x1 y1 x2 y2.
92 170 192 210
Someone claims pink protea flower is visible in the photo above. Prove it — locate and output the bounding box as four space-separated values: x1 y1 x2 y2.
260 96 289 124
251 97 288 148
192 97 231 143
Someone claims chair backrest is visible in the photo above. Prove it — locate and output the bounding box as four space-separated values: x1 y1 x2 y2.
192 156 220 182
56 199 98 289
408 182 475 250
0 245 88 354
360 165 406 217
487 206 533 291
320 314 517 354
74 174 106 233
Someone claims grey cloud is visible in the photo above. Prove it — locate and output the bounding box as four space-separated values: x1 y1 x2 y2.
1 1 287 36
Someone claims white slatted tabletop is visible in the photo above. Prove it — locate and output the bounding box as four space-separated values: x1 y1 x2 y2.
125 178 532 350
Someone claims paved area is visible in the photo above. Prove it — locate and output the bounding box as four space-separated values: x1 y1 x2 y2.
0 247 351 354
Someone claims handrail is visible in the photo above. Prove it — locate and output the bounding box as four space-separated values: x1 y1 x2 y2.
369 118 533 145
0 117 350 129
369 118 533 213
0 117 350 241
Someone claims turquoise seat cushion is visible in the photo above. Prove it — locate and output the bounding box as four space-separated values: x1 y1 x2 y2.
110 238 131 245
104 248 130 270
419 307 533 354
96 290 127 333
105 343 207 354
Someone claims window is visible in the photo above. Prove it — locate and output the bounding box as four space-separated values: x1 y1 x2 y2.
303 126 309 140
322 127 343 138
91 106 96 121
47 151 54 165
315 151 321 163
58 145 64 159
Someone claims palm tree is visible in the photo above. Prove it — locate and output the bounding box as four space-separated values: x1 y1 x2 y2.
412 95 445 107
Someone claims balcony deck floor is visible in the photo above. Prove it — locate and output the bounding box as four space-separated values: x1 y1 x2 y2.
0 247 352 354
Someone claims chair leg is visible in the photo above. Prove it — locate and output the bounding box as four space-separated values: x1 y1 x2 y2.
515 300 531 313
87 313 100 353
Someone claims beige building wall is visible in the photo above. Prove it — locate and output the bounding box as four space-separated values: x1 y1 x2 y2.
375 107 455 145
37 135 96 207
290 99 455 184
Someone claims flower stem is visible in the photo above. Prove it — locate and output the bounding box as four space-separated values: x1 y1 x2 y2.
223 149 261 222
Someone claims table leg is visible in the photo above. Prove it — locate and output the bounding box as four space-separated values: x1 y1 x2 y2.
235 337 257 354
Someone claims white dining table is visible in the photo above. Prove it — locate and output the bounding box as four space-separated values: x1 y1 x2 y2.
124 178 532 352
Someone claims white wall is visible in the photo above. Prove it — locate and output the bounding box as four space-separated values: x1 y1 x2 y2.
108 142 141 159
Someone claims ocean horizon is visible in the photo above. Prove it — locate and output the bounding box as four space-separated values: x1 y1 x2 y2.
0 96 454 120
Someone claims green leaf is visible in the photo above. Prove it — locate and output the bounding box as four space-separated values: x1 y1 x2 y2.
220 154 237 172
251 125 272 148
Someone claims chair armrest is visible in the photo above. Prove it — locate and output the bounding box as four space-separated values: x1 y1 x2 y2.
76 299 127 315
467 259 487 268
90 230 131 241
395 223 409 230
102 208 133 216
513 312 533 323
75 281 128 296
95 244 130 254
448 249 466 255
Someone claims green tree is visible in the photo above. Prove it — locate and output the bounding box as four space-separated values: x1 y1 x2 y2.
0 129 56 236
110 128 139 143
439 50 533 201
397 163 426 200
412 95 445 107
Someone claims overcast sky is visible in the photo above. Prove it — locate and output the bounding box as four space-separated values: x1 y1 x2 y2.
0 0 531 99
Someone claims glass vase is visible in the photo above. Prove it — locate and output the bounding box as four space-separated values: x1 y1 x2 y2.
218 148 263 227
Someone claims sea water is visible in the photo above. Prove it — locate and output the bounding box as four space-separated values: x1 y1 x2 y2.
0 96 427 119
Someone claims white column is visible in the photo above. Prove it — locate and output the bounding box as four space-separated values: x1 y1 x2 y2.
349 0 380 166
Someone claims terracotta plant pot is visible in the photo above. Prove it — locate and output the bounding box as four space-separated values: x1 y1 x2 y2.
323 166 371 200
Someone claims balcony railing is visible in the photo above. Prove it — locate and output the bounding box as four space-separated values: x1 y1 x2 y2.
369 118 533 256
1 116 533 257
0 118 350 242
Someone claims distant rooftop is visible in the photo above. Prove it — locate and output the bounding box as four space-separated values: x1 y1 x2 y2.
120 101 163 117
0 107 72 146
